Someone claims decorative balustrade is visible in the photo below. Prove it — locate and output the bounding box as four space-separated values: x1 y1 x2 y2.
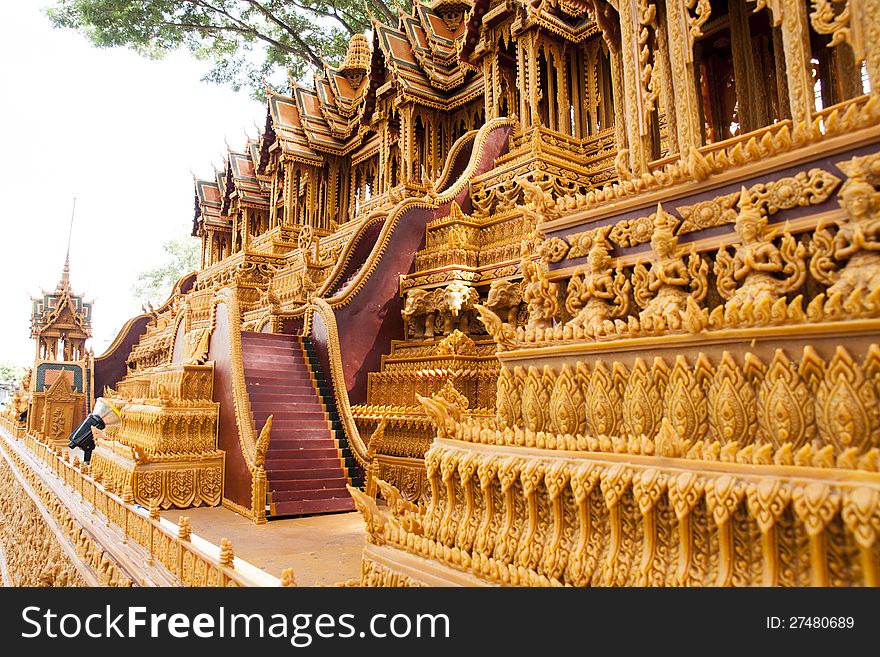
353 440 880 587
0 417 283 587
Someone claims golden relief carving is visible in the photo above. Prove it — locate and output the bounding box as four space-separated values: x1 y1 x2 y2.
437 342 880 474
351 447 880 587
714 188 807 318
632 206 708 332
91 362 223 510
521 242 560 331
811 154 880 311
565 235 630 338
12 0 880 587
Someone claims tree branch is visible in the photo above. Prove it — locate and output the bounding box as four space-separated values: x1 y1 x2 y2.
242 0 326 67
283 0 358 35
177 0 323 68
366 0 398 23
329 0 369 33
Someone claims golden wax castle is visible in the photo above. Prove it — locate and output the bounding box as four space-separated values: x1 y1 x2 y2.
2 0 880 587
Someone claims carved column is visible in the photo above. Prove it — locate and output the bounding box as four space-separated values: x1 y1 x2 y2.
545 45 557 132
401 104 416 184
729 0 761 132
775 0 814 128
526 35 542 128
619 0 651 173
865 0 880 89
654 3 679 154
664 0 703 152
241 208 250 252
584 44 598 135
231 214 240 253
793 483 839 587
772 26 792 119
556 48 570 134
282 162 295 226
379 125 389 193
325 164 339 229
485 57 497 120
608 44 629 160
517 40 530 130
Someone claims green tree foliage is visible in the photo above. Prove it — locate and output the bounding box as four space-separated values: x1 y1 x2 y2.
132 237 200 306
0 362 25 385
46 0 410 99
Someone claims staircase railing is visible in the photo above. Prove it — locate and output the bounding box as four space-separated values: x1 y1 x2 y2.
298 118 516 470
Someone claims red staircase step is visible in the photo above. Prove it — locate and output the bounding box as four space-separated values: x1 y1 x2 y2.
243 365 312 375
245 386 319 397
253 418 329 428
266 457 344 470
257 428 334 437
265 438 342 449
242 333 296 341
249 400 327 410
244 368 312 375
251 418 330 428
267 447 341 460
240 340 299 349
267 469 349 486
270 480 350 496
271 498 355 516
241 330 351 519
270 488 350 501
251 397 324 416
262 422 331 433
244 356 299 363
252 405 327 414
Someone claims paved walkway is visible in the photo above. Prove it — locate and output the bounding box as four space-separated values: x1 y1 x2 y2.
164 506 366 586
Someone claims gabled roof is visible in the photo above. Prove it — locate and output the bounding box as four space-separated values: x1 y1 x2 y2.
266 92 323 165
228 150 268 206
323 33 371 120
30 257 92 339
192 178 226 236
373 19 482 109
246 137 272 192
292 84 357 154
404 4 470 89
460 0 600 67
315 74 365 140
215 161 228 205
250 2 486 167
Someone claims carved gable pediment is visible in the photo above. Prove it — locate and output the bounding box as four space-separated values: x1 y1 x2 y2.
43 371 78 402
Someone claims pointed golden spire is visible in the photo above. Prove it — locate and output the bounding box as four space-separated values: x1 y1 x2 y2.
57 251 71 292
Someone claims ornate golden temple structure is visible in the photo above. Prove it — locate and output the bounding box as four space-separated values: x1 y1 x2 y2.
3 0 880 587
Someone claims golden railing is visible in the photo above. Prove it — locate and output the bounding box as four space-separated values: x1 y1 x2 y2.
0 416 284 587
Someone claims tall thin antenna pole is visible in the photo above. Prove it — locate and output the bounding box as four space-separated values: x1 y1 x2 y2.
60 197 76 287
66 197 76 260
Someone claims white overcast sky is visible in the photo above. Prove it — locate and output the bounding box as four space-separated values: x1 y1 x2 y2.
0 2 264 367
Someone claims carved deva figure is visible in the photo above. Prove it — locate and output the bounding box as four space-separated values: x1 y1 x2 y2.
521 239 559 331
632 204 707 331
565 235 630 338
401 288 438 339
810 156 880 313
715 187 806 322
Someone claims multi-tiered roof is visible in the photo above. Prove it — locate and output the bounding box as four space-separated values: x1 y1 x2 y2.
192 0 484 235
30 255 92 341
